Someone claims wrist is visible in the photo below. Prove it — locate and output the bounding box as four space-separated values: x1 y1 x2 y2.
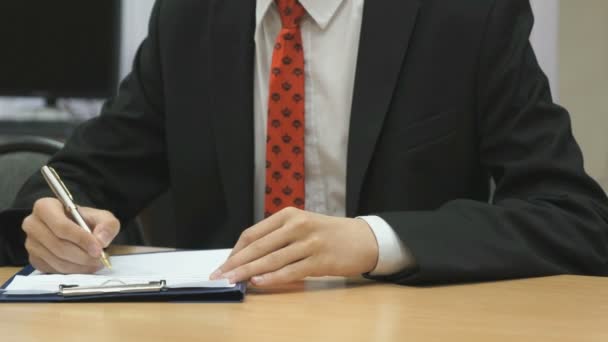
354 218 380 274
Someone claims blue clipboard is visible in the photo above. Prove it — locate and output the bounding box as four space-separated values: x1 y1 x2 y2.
0 266 246 303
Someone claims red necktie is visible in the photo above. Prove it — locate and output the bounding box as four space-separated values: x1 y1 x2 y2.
265 0 306 218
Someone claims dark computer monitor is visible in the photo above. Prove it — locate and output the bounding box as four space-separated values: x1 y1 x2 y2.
0 0 121 102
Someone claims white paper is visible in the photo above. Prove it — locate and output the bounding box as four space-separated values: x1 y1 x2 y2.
3 249 234 296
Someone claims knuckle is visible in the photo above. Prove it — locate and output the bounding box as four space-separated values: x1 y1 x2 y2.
24 239 34 254
282 222 297 234
97 208 113 217
21 216 34 234
293 214 311 228
32 199 44 216
101 210 119 224
306 235 322 250
33 198 54 215
239 229 254 245
109 217 121 233
22 215 32 227
282 206 300 217
107 211 120 226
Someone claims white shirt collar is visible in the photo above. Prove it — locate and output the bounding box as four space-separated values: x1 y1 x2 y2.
256 0 345 30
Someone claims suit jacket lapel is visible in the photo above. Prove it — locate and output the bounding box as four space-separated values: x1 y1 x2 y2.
209 0 256 226
346 0 421 216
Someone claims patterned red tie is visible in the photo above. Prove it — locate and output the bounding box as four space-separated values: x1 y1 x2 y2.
265 0 306 218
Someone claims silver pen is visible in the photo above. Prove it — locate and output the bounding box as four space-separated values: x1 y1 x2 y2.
41 166 112 269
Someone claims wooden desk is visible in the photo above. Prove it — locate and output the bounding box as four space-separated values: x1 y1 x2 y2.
1 247 607 342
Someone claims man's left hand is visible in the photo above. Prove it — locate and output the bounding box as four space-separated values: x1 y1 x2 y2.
209 207 379 286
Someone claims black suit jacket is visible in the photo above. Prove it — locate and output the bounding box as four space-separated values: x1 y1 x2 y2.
2 0 608 285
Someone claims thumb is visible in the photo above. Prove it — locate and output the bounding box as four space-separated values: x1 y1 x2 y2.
80 207 121 248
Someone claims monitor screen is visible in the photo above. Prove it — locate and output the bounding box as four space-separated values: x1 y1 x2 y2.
0 0 121 99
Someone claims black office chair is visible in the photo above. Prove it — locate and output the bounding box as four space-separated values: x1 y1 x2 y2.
0 135 144 245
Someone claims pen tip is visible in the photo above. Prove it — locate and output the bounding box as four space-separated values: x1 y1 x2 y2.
101 253 112 269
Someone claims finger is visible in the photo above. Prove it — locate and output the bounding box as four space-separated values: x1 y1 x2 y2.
23 215 101 268
222 242 309 284
250 258 313 287
80 208 120 248
229 208 294 258
34 199 103 257
25 236 100 274
217 223 298 276
29 255 57 274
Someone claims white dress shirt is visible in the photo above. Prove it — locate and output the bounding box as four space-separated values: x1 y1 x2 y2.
253 0 415 275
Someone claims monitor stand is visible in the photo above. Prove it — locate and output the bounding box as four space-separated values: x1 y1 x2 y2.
45 97 58 108
0 97 78 139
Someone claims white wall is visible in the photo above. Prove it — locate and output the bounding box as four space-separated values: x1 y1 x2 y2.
559 1 608 192
120 0 155 80
530 0 560 101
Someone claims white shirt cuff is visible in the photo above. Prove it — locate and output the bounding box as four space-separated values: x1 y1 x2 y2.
358 215 416 276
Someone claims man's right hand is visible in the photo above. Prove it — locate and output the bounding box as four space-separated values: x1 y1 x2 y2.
21 198 120 274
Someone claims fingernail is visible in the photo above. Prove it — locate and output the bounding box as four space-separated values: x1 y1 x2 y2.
209 269 222 280
252 276 264 285
88 243 101 258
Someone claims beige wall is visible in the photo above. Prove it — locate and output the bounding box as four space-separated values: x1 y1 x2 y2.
559 0 608 192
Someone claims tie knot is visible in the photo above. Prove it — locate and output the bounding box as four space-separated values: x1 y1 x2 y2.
275 0 306 28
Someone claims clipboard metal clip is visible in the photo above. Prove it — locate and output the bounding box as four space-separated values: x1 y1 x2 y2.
59 280 167 297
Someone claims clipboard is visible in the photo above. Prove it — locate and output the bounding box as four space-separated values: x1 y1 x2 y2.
0 250 246 303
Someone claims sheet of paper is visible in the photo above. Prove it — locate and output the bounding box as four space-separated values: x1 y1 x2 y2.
3 249 234 295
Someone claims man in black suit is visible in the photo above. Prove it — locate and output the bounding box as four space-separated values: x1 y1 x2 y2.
2 0 607 286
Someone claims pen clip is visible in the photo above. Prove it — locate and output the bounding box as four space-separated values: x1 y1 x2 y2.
48 166 74 202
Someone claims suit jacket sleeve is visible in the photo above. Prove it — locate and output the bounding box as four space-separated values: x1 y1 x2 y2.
0 0 168 265
370 0 608 285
